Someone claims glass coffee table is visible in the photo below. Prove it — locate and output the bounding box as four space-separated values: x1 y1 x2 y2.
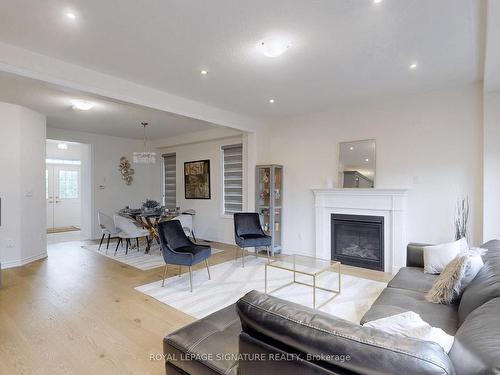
265 254 341 309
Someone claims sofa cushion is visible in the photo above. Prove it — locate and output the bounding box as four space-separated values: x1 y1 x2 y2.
237 290 455 375
361 287 459 335
163 304 240 375
388 267 438 293
449 297 500 375
458 240 500 324
480 239 500 263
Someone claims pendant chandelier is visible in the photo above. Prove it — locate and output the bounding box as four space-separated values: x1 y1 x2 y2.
133 122 156 164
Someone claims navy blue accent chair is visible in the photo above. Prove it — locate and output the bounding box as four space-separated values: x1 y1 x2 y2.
233 212 271 267
158 219 211 292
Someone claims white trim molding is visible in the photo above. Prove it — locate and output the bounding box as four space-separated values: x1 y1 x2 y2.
313 188 409 274
1 251 47 269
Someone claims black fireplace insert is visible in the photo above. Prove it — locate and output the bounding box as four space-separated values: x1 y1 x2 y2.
331 213 384 271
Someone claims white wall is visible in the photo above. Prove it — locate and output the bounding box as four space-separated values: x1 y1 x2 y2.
46 140 83 160
159 135 245 244
46 127 162 239
0 102 47 268
483 90 500 240
256 84 484 255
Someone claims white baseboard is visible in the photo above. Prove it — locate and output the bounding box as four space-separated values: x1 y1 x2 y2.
1 251 48 269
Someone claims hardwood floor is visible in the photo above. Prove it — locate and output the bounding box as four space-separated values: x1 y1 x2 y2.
0 240 392 375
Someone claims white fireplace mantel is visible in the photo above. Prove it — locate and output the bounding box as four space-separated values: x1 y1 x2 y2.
313 188 409 274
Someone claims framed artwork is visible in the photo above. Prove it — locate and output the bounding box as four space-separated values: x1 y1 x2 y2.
184 159 211 199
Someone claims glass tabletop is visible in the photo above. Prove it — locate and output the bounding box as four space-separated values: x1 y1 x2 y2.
267 254 339 276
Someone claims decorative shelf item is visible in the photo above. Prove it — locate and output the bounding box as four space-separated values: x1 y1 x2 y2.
255 164 283 256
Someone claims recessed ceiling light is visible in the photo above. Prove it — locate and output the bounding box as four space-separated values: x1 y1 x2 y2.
71 99 94 111
259 37 291 58
409 62 418 70
373 0 383 4
200 70 208 75
66 12 76 20
365 158 370 162
57 143 68 150
349 146 354 150
269 99 275 104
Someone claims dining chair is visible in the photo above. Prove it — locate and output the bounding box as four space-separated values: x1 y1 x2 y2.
97 211 120 253
113 214 150 255
234 212 271 267
172 214 197 242
158 220 211 292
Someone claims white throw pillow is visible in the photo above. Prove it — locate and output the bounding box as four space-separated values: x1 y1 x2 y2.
423 238 465 274
363 311 454 353
459 249 485 292
457 237 470 253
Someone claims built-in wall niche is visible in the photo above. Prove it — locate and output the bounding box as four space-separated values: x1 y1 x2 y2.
338 139 376 188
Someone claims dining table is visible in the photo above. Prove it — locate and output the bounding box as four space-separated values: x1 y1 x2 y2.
118 208 183 252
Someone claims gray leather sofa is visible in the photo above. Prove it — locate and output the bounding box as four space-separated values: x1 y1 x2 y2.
163 240 500 375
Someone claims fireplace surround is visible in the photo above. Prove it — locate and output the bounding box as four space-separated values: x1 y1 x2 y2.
313 188 408 274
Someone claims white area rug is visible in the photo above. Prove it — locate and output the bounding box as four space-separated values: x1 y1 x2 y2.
135 256 386 321
82 242 223 271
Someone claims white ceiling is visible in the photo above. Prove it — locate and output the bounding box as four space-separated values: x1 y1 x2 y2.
0 0 486 121
0 72 221 139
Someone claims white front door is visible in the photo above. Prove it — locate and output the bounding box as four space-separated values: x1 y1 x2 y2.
46 164 81 230
46 167 55 229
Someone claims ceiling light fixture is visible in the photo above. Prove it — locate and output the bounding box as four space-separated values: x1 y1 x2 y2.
409 62 418 70
57 143 68 150
349 146 354 150
66 12 76 20
365 158 370 162
71 99 94 111
200 70 208 75
133 122 156 164
269 99 275 104
373 0 383 4
259 37 291 58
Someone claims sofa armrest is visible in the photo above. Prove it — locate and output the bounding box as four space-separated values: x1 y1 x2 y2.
406 243 432 268
237 291 455 375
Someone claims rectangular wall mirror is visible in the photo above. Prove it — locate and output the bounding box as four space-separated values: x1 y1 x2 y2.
338 139 376 188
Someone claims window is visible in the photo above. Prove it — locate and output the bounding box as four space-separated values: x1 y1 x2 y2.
59 170 79 199
163 153 177 209
222 144 243 215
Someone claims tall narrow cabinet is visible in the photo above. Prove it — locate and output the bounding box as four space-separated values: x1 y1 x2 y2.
255 165 283 255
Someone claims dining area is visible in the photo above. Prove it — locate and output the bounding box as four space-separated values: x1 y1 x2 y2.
93 199 218 292
97 199 197 255
93 199 274 293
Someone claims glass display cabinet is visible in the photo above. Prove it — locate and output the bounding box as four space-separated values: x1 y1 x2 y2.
255 165 283 256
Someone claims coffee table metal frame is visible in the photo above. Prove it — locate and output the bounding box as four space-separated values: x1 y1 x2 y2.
265 254 341 309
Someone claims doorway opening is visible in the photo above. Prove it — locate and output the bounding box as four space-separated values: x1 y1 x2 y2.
46 140 92 243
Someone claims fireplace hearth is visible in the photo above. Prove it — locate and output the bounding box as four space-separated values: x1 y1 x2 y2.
331 214 384 271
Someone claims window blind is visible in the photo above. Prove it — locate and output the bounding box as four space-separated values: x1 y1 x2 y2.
162 153 177 209
222 144 243 215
